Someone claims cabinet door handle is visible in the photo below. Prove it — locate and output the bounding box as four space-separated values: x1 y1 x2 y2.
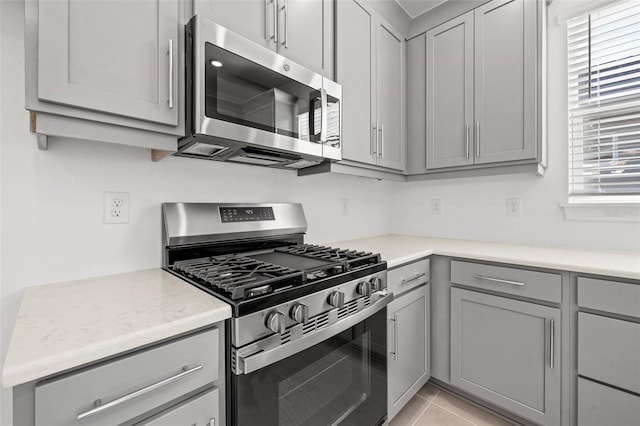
76 365 203 421
473 275 525 287
281 0 288 48
401 272 426 285
167 39 174 109
372 125 377 156
475 121 480 157
378 124 384 158
390 315 398 360
549 319 555 369
465 123 470 159
271 0 278 44
264 0 269 40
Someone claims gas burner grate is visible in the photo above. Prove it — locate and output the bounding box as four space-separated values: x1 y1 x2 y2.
172 255 304 300
276 244 379 268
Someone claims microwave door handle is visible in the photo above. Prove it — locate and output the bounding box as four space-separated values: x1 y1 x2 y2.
320 88 327 144
308 95 317 141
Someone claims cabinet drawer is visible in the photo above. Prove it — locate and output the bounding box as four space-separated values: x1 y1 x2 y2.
35 328 219 426
578 277 640 318
139 387 219 426
578 313 640 394
578 378 640 426
451 260 561 303
388 259 429 296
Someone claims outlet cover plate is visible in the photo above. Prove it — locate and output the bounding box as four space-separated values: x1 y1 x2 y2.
104 192 130 224
507 198 522 217
432 199 442 214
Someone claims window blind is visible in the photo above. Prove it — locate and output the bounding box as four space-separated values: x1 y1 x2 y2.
567 0 640 201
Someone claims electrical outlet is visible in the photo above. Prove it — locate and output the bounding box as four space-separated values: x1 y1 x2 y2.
431 199 442 215
104 192 130 224
507 198 522 217
341 198 349 216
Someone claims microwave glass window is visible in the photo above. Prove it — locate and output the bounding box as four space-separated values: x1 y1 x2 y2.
205 43 322 143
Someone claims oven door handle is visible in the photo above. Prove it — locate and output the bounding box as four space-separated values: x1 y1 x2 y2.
237 292 394 375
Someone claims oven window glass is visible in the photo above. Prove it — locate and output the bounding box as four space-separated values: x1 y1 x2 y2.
205 43 322 142
233 308 387 426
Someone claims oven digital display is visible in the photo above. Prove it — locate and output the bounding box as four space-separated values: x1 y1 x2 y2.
219 207 275 222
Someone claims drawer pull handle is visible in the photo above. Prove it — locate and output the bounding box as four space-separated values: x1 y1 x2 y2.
402 272 426 285
76 364 203 421
473 275 525 287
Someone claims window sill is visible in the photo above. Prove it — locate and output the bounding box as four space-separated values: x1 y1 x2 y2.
561 203 640 222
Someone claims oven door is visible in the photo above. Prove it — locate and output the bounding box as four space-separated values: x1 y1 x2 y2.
231 304 388 426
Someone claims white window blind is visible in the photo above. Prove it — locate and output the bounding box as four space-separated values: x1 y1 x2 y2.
567 0 640 202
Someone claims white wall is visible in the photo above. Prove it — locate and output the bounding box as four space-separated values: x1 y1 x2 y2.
0 1 392 422
390 0 640 253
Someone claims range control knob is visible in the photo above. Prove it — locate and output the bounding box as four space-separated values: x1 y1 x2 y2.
328 291 345 309
370 277 383 291
356 281 372 296
265 311 285 334
290 303 310 324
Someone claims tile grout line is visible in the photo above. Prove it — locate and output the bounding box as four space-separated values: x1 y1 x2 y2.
409 389 440 426
429 398 480 426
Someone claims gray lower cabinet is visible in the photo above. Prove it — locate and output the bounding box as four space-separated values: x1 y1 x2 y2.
139 388 218 426
336 0 405 171
33 328 222 426
388 284 430 420
578 378 640 426
37 0 179 126
423 0 539 171
450 288 561 425
195 0 334 79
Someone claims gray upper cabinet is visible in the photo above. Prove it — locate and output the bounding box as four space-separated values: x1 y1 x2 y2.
474 0 536 164
406 34 427 174
196 0 334 79
337 0 405 171
376 17 405 171
451 288 560 425
425 12 474 169
282 0 334 79
37 0 179 126
422 0 539 171
388 284 430 420
337 0 377 166
193 0 275 50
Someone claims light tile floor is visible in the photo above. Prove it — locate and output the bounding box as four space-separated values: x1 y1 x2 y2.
390 382 516 426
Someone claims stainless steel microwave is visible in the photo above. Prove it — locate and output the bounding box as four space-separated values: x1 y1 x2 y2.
179 16 342 169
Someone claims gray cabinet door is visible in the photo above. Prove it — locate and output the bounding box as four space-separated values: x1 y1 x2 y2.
194 0 276 50
451 288 560 425
140 388 218 426
425 12 474 169
336 0 377 166
280 0 334 79
388 285 430 420
37 0 179 126
474 0 537 164
376 16 405 171
406 34 427 175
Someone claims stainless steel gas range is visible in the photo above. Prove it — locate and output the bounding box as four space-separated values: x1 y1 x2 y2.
162 203 390 426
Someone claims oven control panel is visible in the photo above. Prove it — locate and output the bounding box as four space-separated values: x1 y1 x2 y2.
219 206 275 222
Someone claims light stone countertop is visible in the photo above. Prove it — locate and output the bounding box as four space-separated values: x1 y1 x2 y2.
332 235 640 280
2 269 231 388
